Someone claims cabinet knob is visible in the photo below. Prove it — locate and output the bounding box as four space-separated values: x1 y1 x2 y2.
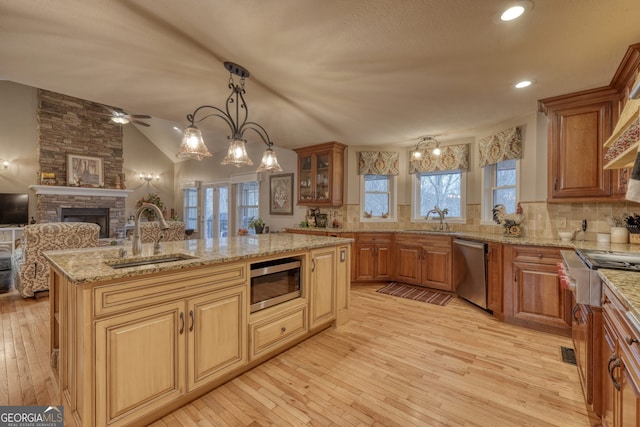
626 336 639 345
281 327 287 333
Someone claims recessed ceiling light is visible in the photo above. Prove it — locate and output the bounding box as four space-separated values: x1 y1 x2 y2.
172 126 181 131
515 80 532 88
499 1 533 21
501 6 525 21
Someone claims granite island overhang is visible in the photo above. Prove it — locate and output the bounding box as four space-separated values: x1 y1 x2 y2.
44 233 352 427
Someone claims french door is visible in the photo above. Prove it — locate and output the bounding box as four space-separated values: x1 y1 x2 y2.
202 184 230 238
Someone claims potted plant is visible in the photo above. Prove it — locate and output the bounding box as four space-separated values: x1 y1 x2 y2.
248 217 265 234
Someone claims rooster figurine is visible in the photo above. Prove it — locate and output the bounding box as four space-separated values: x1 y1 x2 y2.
492 202 525 237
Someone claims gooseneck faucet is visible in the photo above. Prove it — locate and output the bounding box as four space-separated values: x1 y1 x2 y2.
425 205 449 231
132 203 170 256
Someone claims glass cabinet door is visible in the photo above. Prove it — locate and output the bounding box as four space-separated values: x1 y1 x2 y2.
315 152 330 202
299 155 313 202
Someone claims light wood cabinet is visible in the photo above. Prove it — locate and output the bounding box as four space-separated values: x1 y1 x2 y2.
249 302 308 360
394 234 453 292
503 245 572 336
95 301 186 426
309 247 337 328
186 288 247 391
94 284 247 426
335 244 351 326
601 284 640 427
293 141 346 206
354 233 392 282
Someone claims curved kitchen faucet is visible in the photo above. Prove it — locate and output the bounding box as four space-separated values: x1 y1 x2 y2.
132 203 169 255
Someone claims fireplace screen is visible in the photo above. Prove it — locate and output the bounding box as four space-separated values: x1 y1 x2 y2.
60 208 109 238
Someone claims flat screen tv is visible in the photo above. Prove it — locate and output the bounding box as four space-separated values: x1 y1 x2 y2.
0 193 29 225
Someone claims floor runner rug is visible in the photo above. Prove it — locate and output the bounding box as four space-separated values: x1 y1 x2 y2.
376 282 454 306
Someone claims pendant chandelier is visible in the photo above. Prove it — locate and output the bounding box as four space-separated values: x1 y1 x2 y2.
176 62 283 173
410 136 441 160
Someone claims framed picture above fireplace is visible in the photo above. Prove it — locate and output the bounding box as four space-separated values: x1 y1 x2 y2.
67 153 104 187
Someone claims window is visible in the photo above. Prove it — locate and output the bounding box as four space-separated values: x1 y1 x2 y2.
183 187 198 231
237 181 259 233
413 170 465 221
361 174 396 220
482 159 518 222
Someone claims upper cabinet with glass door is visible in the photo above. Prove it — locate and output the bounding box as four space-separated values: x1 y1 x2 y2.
293 142 346 206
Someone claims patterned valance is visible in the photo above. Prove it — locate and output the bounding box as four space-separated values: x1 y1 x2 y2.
409 144 469 173
478 126 523 167
358 151 399 175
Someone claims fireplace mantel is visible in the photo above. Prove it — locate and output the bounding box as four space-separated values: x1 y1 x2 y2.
29 185 133 198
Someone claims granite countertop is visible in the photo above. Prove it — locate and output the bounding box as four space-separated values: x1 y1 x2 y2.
44 234 353 285
285 227 640 253
599 269 640 328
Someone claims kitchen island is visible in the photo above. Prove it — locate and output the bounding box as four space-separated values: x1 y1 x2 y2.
44 234 352 427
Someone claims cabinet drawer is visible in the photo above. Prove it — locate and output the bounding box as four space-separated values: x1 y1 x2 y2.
510 245 561 265
94 263 247 317
357 233 393 244
250 304 308 359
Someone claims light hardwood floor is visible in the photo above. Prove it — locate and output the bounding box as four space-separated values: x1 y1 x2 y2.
1 284 591 426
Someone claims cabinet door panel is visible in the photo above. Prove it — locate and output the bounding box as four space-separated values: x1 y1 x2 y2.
619 345 640 427
512 261 568 329
547 99 614 201
95 302 185 426
355 244 375 281
310 248 336 328
375 244 393 280
395 244 421 285
422 246 452 291
188 287 247 391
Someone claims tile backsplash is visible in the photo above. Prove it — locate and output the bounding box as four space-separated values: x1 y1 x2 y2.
329 201 640 241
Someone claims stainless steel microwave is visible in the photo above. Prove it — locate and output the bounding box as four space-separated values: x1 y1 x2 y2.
250 257 301 313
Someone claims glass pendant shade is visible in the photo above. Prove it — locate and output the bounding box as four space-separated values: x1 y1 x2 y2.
177 125 212 160
432 146 441 156
410 150 423 161
111 116 130 124
256 148 283 173
222 138 253 167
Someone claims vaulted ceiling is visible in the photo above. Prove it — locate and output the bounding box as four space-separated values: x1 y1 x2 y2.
2 0 640 161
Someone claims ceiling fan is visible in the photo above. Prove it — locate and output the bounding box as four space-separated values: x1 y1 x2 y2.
103 106 151 127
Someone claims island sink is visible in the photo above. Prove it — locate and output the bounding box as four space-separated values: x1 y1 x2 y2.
105 253 198 269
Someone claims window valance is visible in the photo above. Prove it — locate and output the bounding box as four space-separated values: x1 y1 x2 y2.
409 144 469 173
478 126 523 167
358 151 399 175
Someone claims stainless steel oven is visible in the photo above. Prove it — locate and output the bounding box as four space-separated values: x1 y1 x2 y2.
250 257 301 313
560 249 640 307
559 250 602 307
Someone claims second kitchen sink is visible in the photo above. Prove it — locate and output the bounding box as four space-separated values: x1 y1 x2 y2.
106 253 198 269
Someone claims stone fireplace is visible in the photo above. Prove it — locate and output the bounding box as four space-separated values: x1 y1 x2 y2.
32 88 130 237
30 186 132 238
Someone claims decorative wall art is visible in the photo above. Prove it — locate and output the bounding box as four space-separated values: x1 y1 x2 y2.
67 153 104 187
269 173 294 215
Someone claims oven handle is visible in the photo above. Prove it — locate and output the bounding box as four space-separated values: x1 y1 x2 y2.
251 260 301 278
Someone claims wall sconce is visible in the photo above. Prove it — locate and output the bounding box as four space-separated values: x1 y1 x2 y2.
0 160 9 172
410 136 441 161
139 172 160 182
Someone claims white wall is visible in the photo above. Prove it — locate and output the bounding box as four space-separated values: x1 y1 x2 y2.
123 125 176 218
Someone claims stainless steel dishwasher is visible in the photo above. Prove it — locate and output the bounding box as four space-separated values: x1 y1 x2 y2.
453 239 488 310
